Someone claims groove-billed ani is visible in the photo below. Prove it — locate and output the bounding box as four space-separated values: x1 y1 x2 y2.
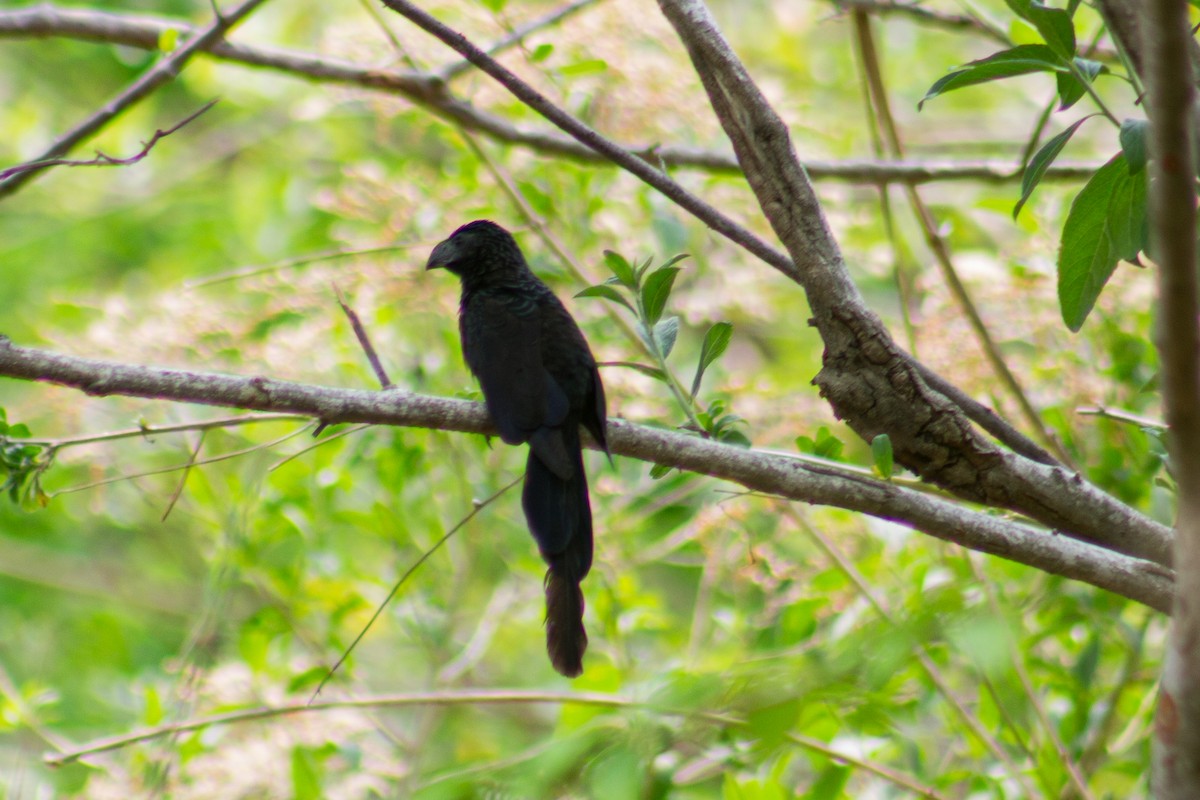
426 220 608 677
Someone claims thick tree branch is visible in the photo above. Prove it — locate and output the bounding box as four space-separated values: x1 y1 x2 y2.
654 0 1172 569
1146 0 1200 787
0 0 270 200
0 5 1101 185
0 338 1174 612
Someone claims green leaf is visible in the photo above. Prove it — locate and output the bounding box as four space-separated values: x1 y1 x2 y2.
919 45 1065 109
659 253 691 270
287 666 329 693
809 766 852 800
797 426 844 460
1027 3 1076 59
1002 0 1033 20
641 266 681 325
531 43 554 62
1014 115 1095 218
654 315 680 358
603 250 636 287
649 462 672 480
157 27 180 52
718 428 752 448
746 698 800 749
871 434 894 479
576 283 634 313
635 255 655 283
1120 118 1149 174
1073 633 1101 689
691 321 734 398
559 58 608 76
1058 153 1148 331
1056 58 1104 109
603 361 667 381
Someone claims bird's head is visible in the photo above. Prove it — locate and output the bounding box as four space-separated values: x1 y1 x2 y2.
426 220 526 282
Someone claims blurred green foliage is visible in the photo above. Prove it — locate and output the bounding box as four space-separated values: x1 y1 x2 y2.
0 0 1166 797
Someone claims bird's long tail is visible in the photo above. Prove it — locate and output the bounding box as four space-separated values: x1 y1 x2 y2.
523 426 592 677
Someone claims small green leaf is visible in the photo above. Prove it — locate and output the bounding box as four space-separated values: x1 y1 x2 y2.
603 250 636 287
719 428 752 448
797 426 844 460
871 434 894 479
291 746 325 800
1120 118 1149 174
635 256 654 283
576 284 634 313
1058 153 1148 330
530 43 554 62
659 253 691 270
1055 58 1104 109
691 321 733 397
649 463 672 480
1002 0 1033 20
919 45 1064 109
157 27 180 52
809 766 852 800
641 266 681 325
1015 115 1095 218
1027 3 1076 59
654 316 680 359
559 58 608 76
603 361 667 381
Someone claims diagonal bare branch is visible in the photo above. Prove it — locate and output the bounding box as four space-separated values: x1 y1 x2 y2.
653 0 1171 567
0 0 270 200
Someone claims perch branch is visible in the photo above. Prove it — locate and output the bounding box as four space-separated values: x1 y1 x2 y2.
0 338 1174 612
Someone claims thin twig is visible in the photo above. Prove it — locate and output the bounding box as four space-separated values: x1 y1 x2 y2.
333 284 392 389
1077 406 1166 430
6 412 308 448
269 423 372 472
0 0 270 200
828 0 1010 43
41 688 949 797
51 422 315 496
309 475 523 702
185 244 422 289
161 430 206 521
0 100 217 181
439 0 603 80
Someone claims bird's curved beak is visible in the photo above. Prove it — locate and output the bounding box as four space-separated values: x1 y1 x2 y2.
426 239 452 271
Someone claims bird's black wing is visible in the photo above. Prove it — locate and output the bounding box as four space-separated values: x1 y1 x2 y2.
461 290 573 477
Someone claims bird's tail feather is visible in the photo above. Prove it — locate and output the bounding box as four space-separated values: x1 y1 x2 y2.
544 566 587 677
523 425 593 677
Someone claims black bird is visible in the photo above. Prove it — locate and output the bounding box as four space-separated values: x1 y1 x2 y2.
426 220 608 677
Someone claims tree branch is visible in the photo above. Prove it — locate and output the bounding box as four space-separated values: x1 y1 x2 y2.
654 0 1172 568
0 0 270 200
0 338 1174 612
0 5 1101 185
0 99 217 181
1146 0 1200 786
